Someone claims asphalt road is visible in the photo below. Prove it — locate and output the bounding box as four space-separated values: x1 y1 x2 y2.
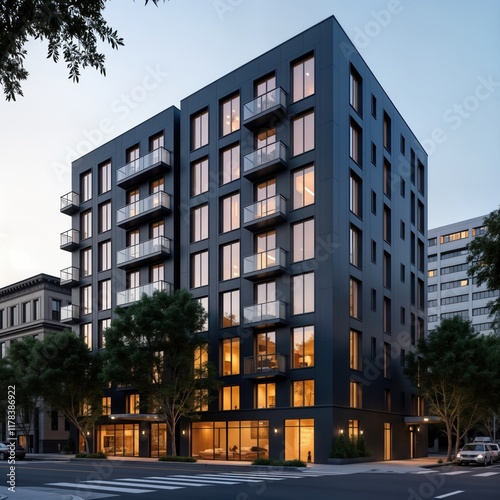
0 459 499 499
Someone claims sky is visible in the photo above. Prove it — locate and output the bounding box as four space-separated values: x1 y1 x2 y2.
0 0 499 288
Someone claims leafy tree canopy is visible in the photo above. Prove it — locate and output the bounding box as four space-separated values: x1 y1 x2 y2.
468 206 500 330
0 0 163 100
103 289 219 455
406 316 500 461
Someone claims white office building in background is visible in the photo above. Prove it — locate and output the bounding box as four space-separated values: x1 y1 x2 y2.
428 214 499 335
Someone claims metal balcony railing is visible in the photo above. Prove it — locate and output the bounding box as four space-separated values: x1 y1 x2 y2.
116 280 173 306
117 147 171 185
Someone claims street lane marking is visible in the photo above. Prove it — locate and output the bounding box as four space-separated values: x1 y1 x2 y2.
86 479 191 489
47 482 154 494
414 470 438 474
146 474 239 484
472 472 500 477
434 491 464 498
440 471 470 475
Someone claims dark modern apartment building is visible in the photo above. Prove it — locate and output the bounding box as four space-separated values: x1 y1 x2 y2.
59 16 428 462
0 274 71 452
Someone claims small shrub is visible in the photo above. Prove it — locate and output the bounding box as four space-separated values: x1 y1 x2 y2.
329 433 349 458
437 458 443 464
356 434 371 457
252 458 306 467
75 452 107 459
159 455 197 462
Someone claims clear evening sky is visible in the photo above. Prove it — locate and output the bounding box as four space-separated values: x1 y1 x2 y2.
0 0 499 287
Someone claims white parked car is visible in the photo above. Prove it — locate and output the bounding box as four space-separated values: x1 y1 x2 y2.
456 443 493 466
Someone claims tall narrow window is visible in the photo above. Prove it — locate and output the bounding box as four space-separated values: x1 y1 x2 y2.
292 219 314 262
98 279 112 311
192 109 209 150
292 326 314 368
350 278 361 319
350 120 362 165
221 192 240 233
383 112 392 152
99 201 111 233
81 247 92 278
81 285 92 315
99 240 111 271
221 337 240 375
221 143 240 185
383 160 392 198
350 65 362 115
221 94 240 136
292 111 314 156
191 158 209 196
98 161 111 194
350 172 362 218
384 297 391 334
292 54 314 102
221 241 240 281
349 225 362 268
417 160 425 195
150 263 164 283
350 330 361 371
191 251 209 288
81 170 92 202
383 205 391 243
221 290 239 327
350 380 362 408
81 323 92 350
292 165 314 209
191 204 209 242
292 273 314 315
81 210 92 240
384 342 391 378
383 251 391 289
51 300 60 321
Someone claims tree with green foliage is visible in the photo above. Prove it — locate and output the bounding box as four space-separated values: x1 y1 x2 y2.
102 289 219 456
1 337 43 450
32 330 104 453
406 317 500 462
468 206 500 332
0 0 164 100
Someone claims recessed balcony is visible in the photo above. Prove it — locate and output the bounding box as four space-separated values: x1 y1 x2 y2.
243 87 287 131
243 195 287 232
243 300 287 328
117 236 171 270
60 229 80 251
116 191 171 229
116 280 173 307
60 191 80 215
60 266 80 286
243 353 287 380
116 147 171 189
61 304 80 323
243 141 287 181
243 248 286 281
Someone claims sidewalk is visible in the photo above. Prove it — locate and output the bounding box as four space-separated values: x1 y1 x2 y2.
0 454 448 500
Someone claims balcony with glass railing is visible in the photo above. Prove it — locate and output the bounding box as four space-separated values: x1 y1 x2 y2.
243 353 286 379
116 280 173 306
243 141 287 181
60 229 80 251
243 300 287 328
116 147 171 189
243 248 286 281
117 236 171 270
60 266 80 286
243 87 287 130
60 191 80 215
243 194 287 231
117 191 171 229
61 304 80 323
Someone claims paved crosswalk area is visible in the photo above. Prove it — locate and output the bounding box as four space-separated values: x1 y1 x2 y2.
43 468 500 496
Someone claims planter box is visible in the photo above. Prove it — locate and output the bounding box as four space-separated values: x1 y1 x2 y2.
327 456 376 465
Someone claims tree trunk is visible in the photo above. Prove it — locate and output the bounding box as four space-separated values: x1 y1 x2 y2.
445 423 453 462
169 419 177 457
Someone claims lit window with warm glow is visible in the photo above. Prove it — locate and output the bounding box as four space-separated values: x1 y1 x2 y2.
221 94 240 136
